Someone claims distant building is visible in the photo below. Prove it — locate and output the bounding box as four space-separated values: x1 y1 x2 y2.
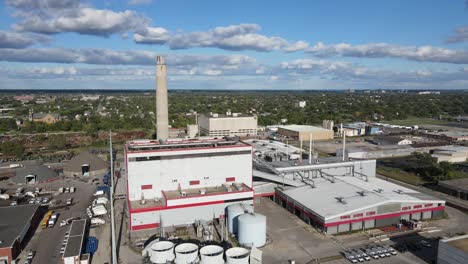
62 219 89 264
198 113 257 137
438 234 468 264
431 146 468 163
296 101 306 108
28 109 61 124
186 124 198 138
278 125 334 141
371 136 412 145
438 178 468 201
0 205 41 264
63 151 108 177
322 120 334 130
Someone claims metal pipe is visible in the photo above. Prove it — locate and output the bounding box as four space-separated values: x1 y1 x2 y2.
109 130 117 263
308 133 312 164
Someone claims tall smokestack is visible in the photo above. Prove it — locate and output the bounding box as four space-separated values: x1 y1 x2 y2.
156 56 169 141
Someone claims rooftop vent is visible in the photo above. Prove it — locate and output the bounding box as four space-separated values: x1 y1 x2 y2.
357 191 366 196
335 197 347 204
374 188 384 193
393 189 404 194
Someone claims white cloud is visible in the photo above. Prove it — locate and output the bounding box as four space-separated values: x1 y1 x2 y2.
0 30 50 48
446 26 468 43
306 42 468 64
128 0 153 5
7 0 150 36
134 24 309 52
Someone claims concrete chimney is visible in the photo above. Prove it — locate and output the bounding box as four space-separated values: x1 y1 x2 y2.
156 56 169 141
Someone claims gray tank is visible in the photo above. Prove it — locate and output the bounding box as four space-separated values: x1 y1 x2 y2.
237 213 266 247
226 203 254 235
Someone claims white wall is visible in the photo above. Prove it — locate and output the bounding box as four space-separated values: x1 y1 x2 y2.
127 146 252 201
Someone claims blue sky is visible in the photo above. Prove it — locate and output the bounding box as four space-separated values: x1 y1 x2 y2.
0 0 467 90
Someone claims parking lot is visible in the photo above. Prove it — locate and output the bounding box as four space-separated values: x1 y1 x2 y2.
7 177 110 264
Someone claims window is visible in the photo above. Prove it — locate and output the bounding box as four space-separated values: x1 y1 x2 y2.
353 213 363 218
413 205 422 209
141 184 152 190
226 177 236 182
424 203 433 207
172 179 178 183
366 211 376 216
340 215 350 219
189 180 200 185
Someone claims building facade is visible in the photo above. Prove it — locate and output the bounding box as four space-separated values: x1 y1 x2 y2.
198 114 257 137
125 138 254 231
277 125 334 141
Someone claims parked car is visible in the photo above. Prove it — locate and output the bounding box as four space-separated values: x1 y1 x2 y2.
10 201 18 206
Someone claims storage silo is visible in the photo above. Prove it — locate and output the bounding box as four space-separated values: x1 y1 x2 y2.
237 213 266 247
150 241 175 264
174 243 199 264
200 245 224 264
225 247 250 264
227 203 254 235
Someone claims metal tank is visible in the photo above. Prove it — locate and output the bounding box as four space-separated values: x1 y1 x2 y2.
200 245 224 264
225 247 249 264
237 213 267 247
150 241 175 264
227 203 254 235
174 243 199 264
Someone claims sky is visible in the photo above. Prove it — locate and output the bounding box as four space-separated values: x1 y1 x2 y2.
0 0 467 90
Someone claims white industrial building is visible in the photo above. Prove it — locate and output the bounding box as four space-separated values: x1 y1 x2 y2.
125 138 254 231
198 113 258 137
274 167 445 234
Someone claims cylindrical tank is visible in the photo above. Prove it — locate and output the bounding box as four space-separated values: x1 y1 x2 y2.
225 247 249 264
200 245 224 264
175 243 199 264
150 241 175 264
227 203 254 235
237 213 266 247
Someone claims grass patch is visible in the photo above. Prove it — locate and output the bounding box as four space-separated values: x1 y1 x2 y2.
376 166 427 185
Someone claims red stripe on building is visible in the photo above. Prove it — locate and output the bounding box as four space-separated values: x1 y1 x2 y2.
254 192 275 197
226 177 236 182
126 144 251 154
324 206 445 227
131 223 160 231
141 184 152 190
130 200 227 214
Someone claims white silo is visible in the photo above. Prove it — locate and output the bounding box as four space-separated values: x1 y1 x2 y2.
200 245 224 264
150 241 176 264
175 243 199 264
225 247 250 264
237 213 267 247
227 203 254 235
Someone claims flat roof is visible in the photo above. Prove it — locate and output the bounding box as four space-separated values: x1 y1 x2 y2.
201 113 254 118
442 234 468 252
279 176 444 220
126 137 249 152
0 204 40 248
63 219 86 258
279 125 331 133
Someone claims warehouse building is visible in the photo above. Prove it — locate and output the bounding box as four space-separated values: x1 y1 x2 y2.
63 151 108 177
62 219 88 264
277 125 334 141
275 175 445 234
198 113 257 137
0 205 41 264
437 178 468 201
437 234 468 264
125 137 254 232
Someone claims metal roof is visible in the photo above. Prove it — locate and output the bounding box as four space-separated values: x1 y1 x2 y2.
279 176 444 220
278 125 331 133
63 151 108 173
0 204 40 248
11 163 58 183
63 219 86 258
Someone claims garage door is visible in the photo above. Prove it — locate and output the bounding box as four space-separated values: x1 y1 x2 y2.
327 226 338 234
422 211 432 219
364 220 375 229
338 223 350 233
401 214 410 220
411 212 421 220
375 216 400 227
351 221 363 230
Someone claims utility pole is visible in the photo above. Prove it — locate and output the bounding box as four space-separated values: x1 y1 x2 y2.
110 130 117 264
